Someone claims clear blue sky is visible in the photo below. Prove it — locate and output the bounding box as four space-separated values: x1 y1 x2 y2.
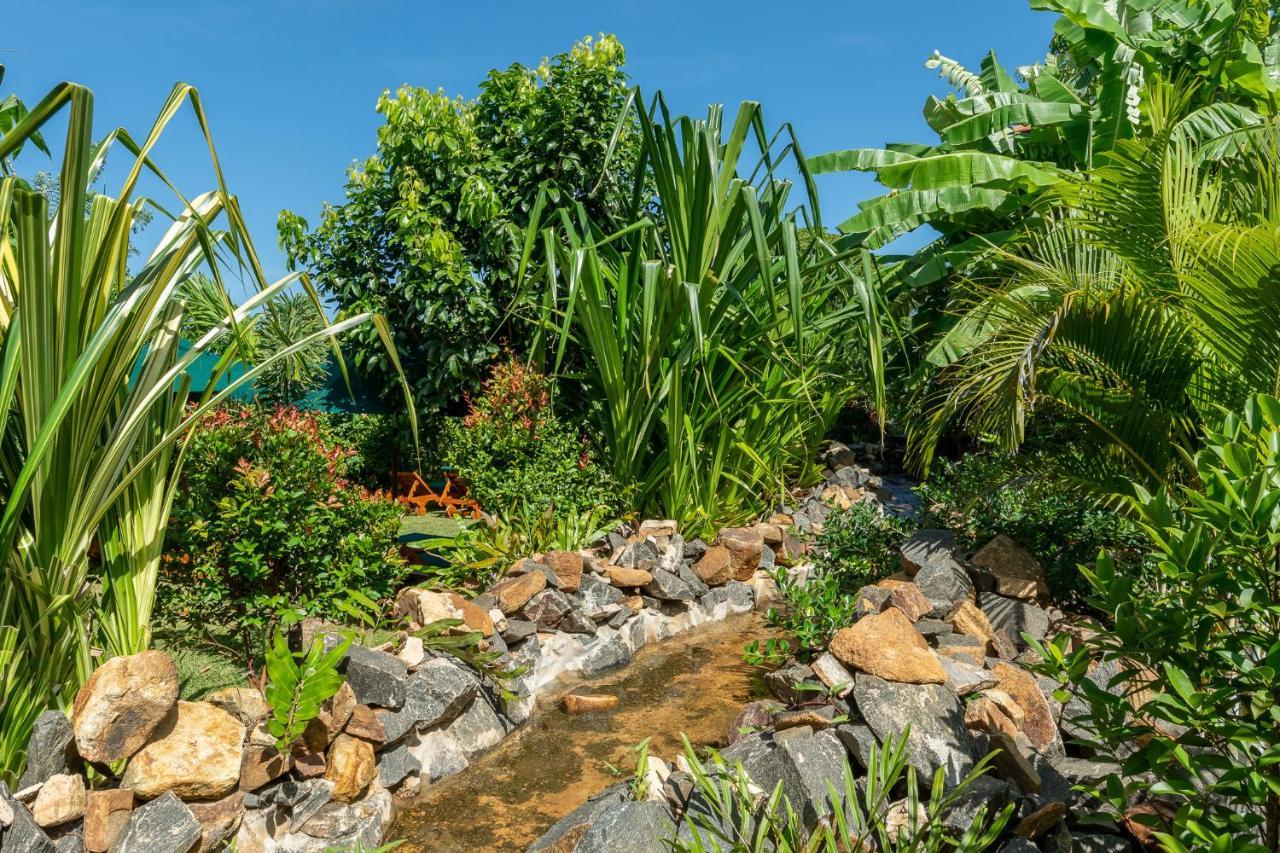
3 1 1054 282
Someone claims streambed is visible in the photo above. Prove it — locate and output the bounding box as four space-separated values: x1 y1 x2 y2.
391 614 774 852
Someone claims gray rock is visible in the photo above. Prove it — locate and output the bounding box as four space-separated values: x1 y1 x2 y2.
406 730 469 782
295 786 391 847
447 696 506 756
900 529 957 573
343 645 408 709
852 673 977 787
1073 833 1132 852
1035 754 1118 808
579 631 631 677
109 792 200 853
617 540 660 571
472 592 498 612
415 657 481 723
721 730 850 826
578 575 625 620
979 593 1050 649
915 618 953 640
1000 840 1040 853
375 740 422 788
528 785 627 851
19 711 81 789
940 774 1011 834
829 465 870 488
558 607 599 635
643 569 695 602
261 778 334 833
758 547 776 570
937 656 997 696
685 539 708 563
1058 659 1125 745
765 663 817 706
523 589 574 630
914 557 974 617
676 564 709 598
835 723 878 769
606 608 630 630
53 834 83 853
501 618 537 644
2 782 54 853
852 584 892 618
576 800 677 852
699 582 754 614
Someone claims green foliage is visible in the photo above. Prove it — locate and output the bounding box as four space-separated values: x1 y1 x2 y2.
673 730 1012 852
160 406 406 666
916 440 1149 607
320 411 410 489
279 35 639 413
524 98 882 532
1033 395 1280 850
441 359 621 518
753 504 905 658
264 629 351 753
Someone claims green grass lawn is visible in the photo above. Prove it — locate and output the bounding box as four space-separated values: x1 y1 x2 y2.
398 513 463 544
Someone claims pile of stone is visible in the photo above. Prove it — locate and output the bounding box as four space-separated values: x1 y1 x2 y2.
530 528 1145 853
1 518 797 853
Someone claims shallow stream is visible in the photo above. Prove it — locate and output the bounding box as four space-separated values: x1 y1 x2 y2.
391 614 774 852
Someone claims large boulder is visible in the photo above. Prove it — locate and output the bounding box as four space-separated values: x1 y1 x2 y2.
829 607 946 684
528 785 627 852
72 651 178 764
578 574 626 620
643 569 694 602
109 791 201 853
574 800 677 852
446 695 506 756
522 588 574 630
20 711 81 789
971 535 1049 601
852 673 978 787
121 701 245 801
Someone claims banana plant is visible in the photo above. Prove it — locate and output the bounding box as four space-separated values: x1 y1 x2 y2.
0 77 413 782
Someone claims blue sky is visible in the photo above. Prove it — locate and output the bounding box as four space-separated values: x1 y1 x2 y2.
3 1 1054 281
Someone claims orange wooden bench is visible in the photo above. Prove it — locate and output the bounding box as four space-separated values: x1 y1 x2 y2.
394 470 482 519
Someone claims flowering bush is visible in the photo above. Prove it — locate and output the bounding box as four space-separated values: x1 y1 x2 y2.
440 359 622 523
159 405 405 667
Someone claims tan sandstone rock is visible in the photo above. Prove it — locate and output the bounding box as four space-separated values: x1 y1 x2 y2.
562 694 620 715
542 551 584 593
876 579 933 622
490 570 547 614
239 744 291 792
716 528 763 581
325 734 375 803
302 681 356 754
32 772 85 827
72 651 178 763
121 701 245 800
83 789 133 852
692 546 734 586
972 535 1049 601
828 607 946 684
606 566 654 588
991 662 1061 754
204 687 270 729
950 601 998 653
187 791 245 852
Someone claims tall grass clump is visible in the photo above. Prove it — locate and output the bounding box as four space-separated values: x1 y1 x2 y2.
0 76 408 782
521 97 887 533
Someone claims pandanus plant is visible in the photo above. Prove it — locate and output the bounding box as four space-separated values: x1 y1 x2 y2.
0 75 410 782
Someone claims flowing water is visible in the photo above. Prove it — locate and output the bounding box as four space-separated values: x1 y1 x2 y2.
391 614 775 852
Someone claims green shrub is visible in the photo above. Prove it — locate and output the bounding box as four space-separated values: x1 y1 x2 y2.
915 444 1148 608
1033 395 1280 850
440 359 622 519
320 411 411 489
160 405 407 667
753 504 905 659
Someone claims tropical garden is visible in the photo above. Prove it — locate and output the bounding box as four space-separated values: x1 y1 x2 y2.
2 0 1280 850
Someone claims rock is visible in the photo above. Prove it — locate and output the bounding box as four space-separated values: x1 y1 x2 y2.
203 688 270 730
764 662 817 705
579 574 626 618
991 662 1063 756
292 784 392 847
20 712 81 790
938 656 997 696
238 745 290 792
1072 833 1133 852
971 535 1049 601
810 653 854 697
829 607 946 684
852 673 977 787
852 584 892 618
396 635 426 669
616 539 660 571
950 600 999 654
913 557 974 617
528 786 627 852
405 730 468 782
700 581 755 617
447 696 505 756
774 707 836 731
345 645 410 711
915 617 953 640
343 705 387 744
575 800 677 852
523 588 574 630
876 579 933 622
691 547 734 586
728 701 783 744
72 651 178 764
121 701 244 800
676 564 709 598
501 618 537 644
542 551 584 593
1015 801 1067 839
717 528 764 581
301 681 356 753
2 784 55 852
900 529 957 574
638 520 678 539
684 538 708 563
186 791 244 852
395 588 494 635
261 778 334 833
109 791 201 853
374 740 421 789
834 723 879 769
642 568 695 602
941 774 1011 835
413 658 480 725
83 789 132 853
292 749 326 779
987 731 1041 794
964 695 1021 740
557 606 598 635
562 694 620 714
721 730 850 826
980 593 1051 649
605 566 653 588
489 571 547 614
32 774 85 828
579 631 631 677
936 640 987 667
324 734 375 803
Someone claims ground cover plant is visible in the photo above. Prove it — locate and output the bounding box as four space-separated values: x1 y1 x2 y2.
160 405 406 669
